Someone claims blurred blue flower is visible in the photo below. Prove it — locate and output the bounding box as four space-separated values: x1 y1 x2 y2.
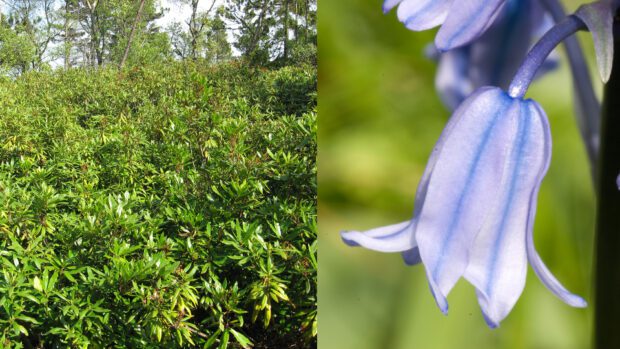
431 0 558 110
384 0 520 50
341 87 586 327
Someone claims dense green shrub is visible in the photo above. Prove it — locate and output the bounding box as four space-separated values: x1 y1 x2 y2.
260 65 317 117
0 61 316 348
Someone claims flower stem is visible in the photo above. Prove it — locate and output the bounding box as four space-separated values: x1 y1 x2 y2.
540 0 600 176
508 15 585 99
593 24 620 349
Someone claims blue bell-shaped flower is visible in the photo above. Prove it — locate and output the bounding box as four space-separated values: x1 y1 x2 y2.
342 87 586 327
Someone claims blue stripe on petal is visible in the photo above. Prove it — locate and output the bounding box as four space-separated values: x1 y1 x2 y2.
464 100 544 326
400 87 495 265
340 88 498 262
486 103 532 292
435 0 505 50
410 87 496 220
414 87 517 310
428 95 512 280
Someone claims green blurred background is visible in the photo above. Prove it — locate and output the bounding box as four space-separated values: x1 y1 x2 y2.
318 0 600 348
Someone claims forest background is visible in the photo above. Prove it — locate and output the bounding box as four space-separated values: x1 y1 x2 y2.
0 0 316 71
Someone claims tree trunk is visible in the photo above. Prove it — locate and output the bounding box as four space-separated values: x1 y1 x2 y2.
64 1 70 69
304 0 309 41
283 0 289 61
189 0 199 60
247 0 269 60
89 13 98 66
119 0 146 69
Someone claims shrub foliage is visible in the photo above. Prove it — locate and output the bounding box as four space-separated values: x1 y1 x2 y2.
0 61 317 348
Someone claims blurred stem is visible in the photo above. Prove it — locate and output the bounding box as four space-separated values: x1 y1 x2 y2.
377 268 410 348
593 20 620 349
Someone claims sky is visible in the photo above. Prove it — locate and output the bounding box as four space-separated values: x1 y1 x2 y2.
157 0 238 55
157 0 225 27
0 0 227 35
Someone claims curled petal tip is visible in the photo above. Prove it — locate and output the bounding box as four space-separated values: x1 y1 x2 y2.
382 0 401 14
567 295 588 308
482 313 499 329
340 231 360 247
428 281 449 314
401 247 422 265
439 303 449 315
433 37 451 53
340 221 416 252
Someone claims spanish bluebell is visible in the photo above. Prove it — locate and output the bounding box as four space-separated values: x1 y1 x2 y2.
341 6 613 327
341 87 586 327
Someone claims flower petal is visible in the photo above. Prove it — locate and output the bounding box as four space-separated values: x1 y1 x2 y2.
524 102 587 308
402 247 422 265
463 100 549 328
396 0 453 31
383 0 404 14
340 221 415 252
400 87 495 265
340 89 497 261
435 0 505 50
435 48 474 110
575 2 614 82
415 87 518 312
